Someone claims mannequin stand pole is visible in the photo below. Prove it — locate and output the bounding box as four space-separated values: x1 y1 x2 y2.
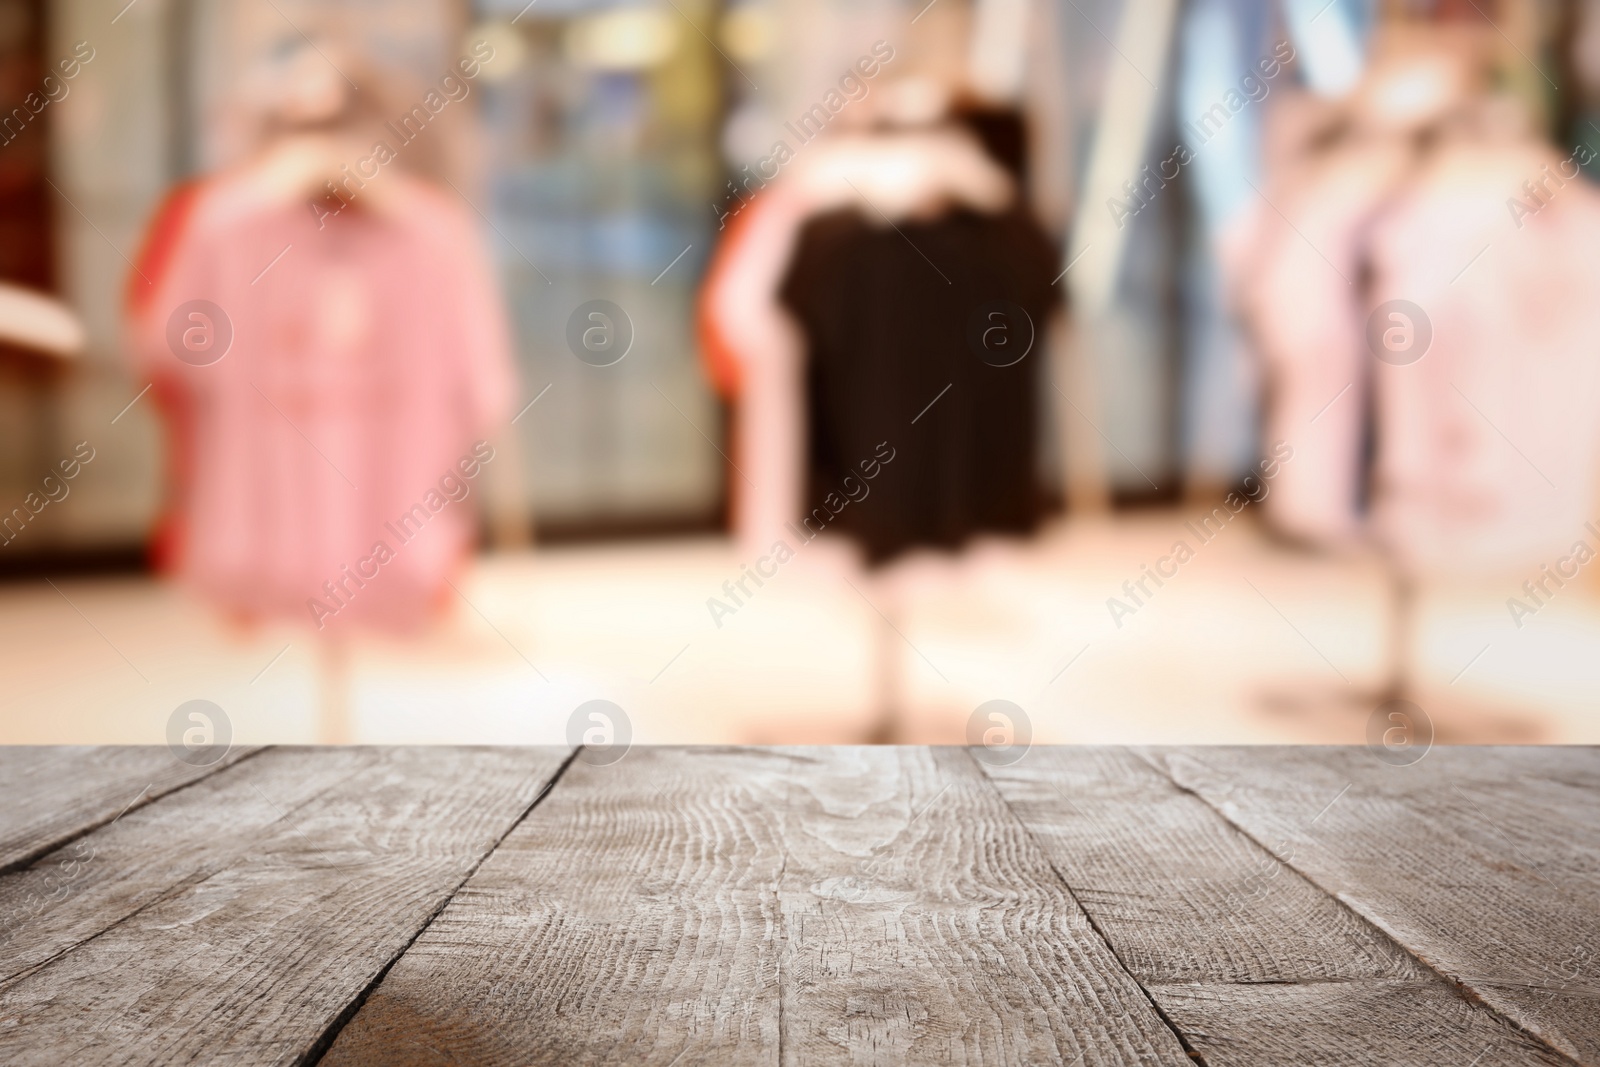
1381 556 1415 705
865 606 901 743
316 637 352 744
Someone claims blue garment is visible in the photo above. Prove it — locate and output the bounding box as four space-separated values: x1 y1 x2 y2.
1173 0 1372 487
1057 0 1373 493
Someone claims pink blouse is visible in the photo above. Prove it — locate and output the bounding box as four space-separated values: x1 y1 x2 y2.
128 169 516 632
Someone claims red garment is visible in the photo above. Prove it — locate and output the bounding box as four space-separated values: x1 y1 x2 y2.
696 187 812 542
127 169 515 632
696 198 766 401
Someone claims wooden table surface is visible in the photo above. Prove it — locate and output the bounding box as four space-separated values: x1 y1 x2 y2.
0 745 1593 1066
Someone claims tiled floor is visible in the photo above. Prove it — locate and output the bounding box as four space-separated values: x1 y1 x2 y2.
3 512 1596 746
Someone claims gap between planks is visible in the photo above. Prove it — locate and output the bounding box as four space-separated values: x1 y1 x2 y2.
316 745 1194 1065
11 745 1584 1066
297 746 584 1067
0 746 577 1066
955 746 1218 1067
0 746 269 878
1122 747 1586 1067
314 744 1575 1066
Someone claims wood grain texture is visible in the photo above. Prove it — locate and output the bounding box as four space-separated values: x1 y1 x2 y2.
774 746 1190 1066
319 745 792 1066
982 747 1573 1066
0 746 376 985
322 746 1192 1066
0 746 570 1067
1150 745 1600 1065
4 744 1593 1066
1144 980 1574 1067
0 745 259 873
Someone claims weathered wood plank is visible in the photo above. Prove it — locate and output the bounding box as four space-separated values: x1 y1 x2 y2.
1144 981 1574 1067
982 747 1414 983
0 745 259 873
775 746 1189 1066
0 746 376 985
981 746 1573 1065
8 744 1585 1066
320 745 791 1066
322 746 1192 1066
1149 745 1600 1064
0 746 570 1067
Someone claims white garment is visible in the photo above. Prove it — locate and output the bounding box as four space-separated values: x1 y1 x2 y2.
1369 138 1600 572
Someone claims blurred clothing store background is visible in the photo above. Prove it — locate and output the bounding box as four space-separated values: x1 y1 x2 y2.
3 0 1600 747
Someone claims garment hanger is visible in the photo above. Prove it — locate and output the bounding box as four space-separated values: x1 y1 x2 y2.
788 125 1016 224
232 39 406 221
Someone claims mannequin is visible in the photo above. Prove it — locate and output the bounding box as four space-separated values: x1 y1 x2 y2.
1242 23 1600 729
700 78 1058 740
127 41 516 741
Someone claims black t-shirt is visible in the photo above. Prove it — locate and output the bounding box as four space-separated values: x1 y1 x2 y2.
779 205 1059 564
